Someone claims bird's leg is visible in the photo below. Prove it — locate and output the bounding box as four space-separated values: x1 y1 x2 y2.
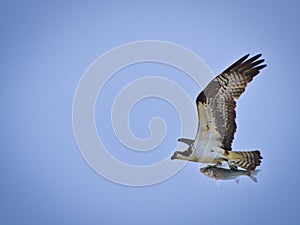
214 161 222 167
208 161 222 168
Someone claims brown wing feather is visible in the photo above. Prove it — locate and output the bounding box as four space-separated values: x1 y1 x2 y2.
196 54 266 150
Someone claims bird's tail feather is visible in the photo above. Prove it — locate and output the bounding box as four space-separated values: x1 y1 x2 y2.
226 150 262 170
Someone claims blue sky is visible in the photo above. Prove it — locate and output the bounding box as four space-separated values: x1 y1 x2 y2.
1 1 300 224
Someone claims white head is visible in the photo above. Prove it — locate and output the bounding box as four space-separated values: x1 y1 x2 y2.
170 146 194 161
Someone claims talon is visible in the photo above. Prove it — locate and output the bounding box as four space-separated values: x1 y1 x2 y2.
214 162 222 167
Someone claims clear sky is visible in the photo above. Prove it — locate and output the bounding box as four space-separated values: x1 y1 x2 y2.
1 1 300 225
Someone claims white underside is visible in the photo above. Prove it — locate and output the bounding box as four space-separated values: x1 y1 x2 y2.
192 103 225 164
192 136 225 163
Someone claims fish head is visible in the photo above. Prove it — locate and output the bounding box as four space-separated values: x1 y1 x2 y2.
200 166 214 178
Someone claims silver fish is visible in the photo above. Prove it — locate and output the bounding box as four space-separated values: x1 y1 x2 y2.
200 166 260 183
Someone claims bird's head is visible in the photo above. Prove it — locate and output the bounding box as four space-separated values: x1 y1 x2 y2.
171 151 180 160
170 146 194 161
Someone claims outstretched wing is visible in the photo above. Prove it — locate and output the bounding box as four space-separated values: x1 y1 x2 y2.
196 54 266 150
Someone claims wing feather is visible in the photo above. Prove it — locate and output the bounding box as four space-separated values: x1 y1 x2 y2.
196 54 266 150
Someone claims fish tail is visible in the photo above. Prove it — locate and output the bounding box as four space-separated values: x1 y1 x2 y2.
248 170 261 183
225 150 262 170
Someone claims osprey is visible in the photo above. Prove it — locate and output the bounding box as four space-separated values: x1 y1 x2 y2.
171 54 266 171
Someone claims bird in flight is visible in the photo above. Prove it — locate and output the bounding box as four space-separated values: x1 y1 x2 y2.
171 54 266 171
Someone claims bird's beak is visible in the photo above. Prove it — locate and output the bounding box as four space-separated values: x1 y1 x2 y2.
171 154 176 160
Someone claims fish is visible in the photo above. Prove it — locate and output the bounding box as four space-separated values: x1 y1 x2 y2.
200 166 260 184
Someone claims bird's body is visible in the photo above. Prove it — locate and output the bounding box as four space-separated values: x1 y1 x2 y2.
171 54 266 171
